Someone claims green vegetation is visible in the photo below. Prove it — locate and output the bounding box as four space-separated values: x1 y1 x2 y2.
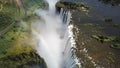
0 1 47 67
106 52 115 63
99 0 120 6
79 23 105 30
56 2 91 12
0 51 46 68
102 18 112 22
22 0 48 16
111 23 120 28
102 18 120 29
91 35 120 49
0 23 26 54
23 14 39 23
0 22 46 67
0 12 13 31
0 0 19 31
110 43 120 49
91 35 116 43
81 23 100 26
0 0 18 18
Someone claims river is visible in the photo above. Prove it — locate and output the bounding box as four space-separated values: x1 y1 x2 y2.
66 0 120 68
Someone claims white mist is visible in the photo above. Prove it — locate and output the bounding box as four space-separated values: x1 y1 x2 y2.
31 0 75 68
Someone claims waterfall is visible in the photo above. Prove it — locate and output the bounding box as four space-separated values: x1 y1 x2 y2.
31 0 80 68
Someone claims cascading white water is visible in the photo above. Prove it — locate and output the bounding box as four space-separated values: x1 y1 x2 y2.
31 0 79 68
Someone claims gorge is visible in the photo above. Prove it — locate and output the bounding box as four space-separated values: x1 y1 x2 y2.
31 0 79 68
